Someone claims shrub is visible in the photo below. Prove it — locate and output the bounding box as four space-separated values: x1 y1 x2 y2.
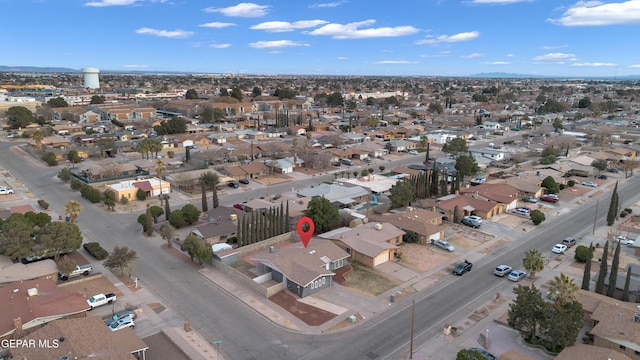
559 184 566 190
136 188 147 201
568 180 576 187
70 178 84 191
80 184 101 203
621 211 628 217
57 168 71 181
574 245 590 263
41 152 58 166
181 204 201 225
167 151 175 158
37 199 49 210
120 195 129 205
169 210 185 228
530 209 546 225
83 242 109 260
625 208 632 213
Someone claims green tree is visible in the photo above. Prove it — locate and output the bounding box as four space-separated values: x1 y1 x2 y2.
622 268 632 301
428 102 443 114
591 159 608 173
64 200 82 223
56 255 77 277
41 152 58 166
154 116 188 135
388 180 415 209
200 181 208 212
231 87 243 102
548 273 579 306
595 240 609 294
137 214 148 232
103 246 137 277
541 301 584 351
607 181 619 226
442 138 468 157
552 118 563 131
102 189 116 210
181 234 212 265
160 223 175 248
456 349 485 360
136 188 147 201
252 86 262 97
31 130 45 149
507 284 545 340
523 248 545 279
58 168 72 181
149 205 164 223
35 222 83 261
181 235 199 261
7 106 34 128
607 242 621 297
24 211 51 228
530 209 545 225
200 172 220 209
181 204 201 225
303 197 340 234
581 243 593 290
145 205 153 236
0 214 35 261
90 95 105 104
169 209 185 228
454 154 479 182
185 89 199 99
46 97 69 108
540 176 559 194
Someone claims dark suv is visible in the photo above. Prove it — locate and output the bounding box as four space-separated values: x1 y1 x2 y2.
452 260 472 275
562 237 576 248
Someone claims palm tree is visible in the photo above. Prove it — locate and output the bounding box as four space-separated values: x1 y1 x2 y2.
523 248 545 279
548 273 579 306
156 159 165 204
64 200 82 223
200 172 220 209
31 130 44 150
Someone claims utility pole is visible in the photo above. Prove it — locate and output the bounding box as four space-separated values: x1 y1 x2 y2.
409 298 415 359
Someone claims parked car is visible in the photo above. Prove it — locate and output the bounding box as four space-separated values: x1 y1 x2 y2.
468 347 497 360
493 265 513 277
407 150 419 155
239 179 250 185
0 186 14 195
615 236 634 246
511 208 530 216
540 195 559 203
228 181 240 188
453 260 473 276
607 168 619 173
434 239 455 252
581 181 597 187
561 237 576 248
104 310 137 326
233 203 245 211
522 195 537 203
508 270 527 282
461 215 482 228
552 243 568 254
108 317 135 332
597 174 608 180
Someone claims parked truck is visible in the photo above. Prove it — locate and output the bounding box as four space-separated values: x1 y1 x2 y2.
87 293 116 310
58 264 93 281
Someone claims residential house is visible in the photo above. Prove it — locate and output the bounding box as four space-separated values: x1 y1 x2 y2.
297 183 369 208
222 163 269 181
0 257 57 285
190 207 245 244
460 183 520 211
30 135 70 149
574 289 640 359
391 166 422 178
555 344 632 360
469 148 506 163
107 177 170 201
426 132 458 144
500 176 545 198
436 193 504 220
318 222 405 267
207 132 233 144
251 239 350 298
266 157 304 174
337 175 398 194
388 139 417 152
593 263 640 301
0 279 88 341
368 206 445 244
263 127 289 138
10 317 148 360
343 133 370 144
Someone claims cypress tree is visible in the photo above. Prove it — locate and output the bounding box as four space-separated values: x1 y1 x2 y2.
622 267 632 302
236 215 242 246
285 201 290 232
606 182 618 226
430 163 439 196
201 181 208 212
250 212 256 244
145 205 153 237
581 243 593 290
607 242 621 297
425 142 430 162
596 241 609 295
280 202 285 235
164 195 171 220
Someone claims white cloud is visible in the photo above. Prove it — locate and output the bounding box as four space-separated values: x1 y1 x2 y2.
122 64 149 68
135 27 193 38
482 61 511 65
506 53 515 57
543 44 568 50
461 53 485 59
629 64 640 68
251 20 328 32
307 20 419 39
199 22 236 29
471 0 532 3
420 51 452 58
533 52 577 61
209 43 232 48
337 56 349 60
84 0 140 6
203 3 269 17
248 40 309 49
372 60 419 64
416 31 479 44
309 1 345 8
571 62 617 67
550 1 640 26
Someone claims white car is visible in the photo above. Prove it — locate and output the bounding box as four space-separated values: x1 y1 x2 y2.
407 150 419 155
552 244 568 254
434 239 455 252
494 265 513 277
581 181 597 187
508 270 527 282
108 317 135 332
0 187 14 195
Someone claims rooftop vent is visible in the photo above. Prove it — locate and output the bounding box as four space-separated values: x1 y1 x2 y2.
374 223 383 230
635 314 640 323
27 288 38 297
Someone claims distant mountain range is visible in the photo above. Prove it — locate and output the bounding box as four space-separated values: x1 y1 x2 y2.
1 66 639 80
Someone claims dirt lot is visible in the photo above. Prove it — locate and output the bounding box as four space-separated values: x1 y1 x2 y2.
58 276 123 299
270 291 337 326
399 243 453 272
343 262 400 296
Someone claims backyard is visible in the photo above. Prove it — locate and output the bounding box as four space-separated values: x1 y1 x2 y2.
343 262 400 296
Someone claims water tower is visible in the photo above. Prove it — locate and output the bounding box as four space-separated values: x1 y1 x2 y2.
81 67 100 89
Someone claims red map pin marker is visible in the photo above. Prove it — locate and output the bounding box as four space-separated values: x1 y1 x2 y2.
296 216 315 248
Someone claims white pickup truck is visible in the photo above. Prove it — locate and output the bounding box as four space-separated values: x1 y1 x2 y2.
86 293 116 310
58 264 93 281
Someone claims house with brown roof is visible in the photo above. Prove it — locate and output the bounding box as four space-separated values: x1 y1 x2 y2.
436 193 504 220
190 206 245 244
318 222 405 267
10 317 147 360
460 183 520 211
0 257 57 285
251 239 350 298
499 176 545 198
574 289 640 359
368 206 445 244
222 162 269 181
0 279 88 341
555 344 632 360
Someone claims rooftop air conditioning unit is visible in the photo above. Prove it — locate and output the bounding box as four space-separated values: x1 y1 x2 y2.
374 223 383 230
635 314 640 323
407 206 414 212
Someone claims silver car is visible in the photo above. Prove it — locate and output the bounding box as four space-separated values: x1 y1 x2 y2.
434 239 455 252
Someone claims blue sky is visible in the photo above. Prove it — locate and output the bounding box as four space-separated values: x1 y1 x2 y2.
3 0 640 77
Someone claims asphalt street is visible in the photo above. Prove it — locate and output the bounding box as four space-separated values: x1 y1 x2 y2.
2 135 635 360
